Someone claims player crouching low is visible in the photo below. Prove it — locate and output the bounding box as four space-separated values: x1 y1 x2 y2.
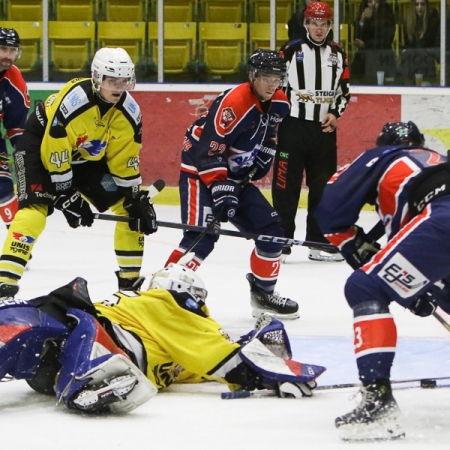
0 264 325 414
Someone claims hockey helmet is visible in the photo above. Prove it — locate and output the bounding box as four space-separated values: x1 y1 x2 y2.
248 49 287 78
91 47 135 91
304 1 333 21
0 27 22 60
148 263 208 304
376 121 425 147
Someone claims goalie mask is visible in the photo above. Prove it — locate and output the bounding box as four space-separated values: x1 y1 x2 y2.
149 264 208 304
91 47 135 99
376 121 425 147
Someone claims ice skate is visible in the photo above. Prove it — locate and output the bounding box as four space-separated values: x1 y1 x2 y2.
115 271 145 291
71 374 138 413
335 379 405 442
0 281 19 298
281 245 291 263
246 273 299 320
308 248 344 262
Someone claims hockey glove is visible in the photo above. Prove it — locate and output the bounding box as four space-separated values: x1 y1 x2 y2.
54 191 94 229
250 147 275 181
278 380 318 398
346 225 381 269
123 190 158 235
409 292 437 317
211 180 240 222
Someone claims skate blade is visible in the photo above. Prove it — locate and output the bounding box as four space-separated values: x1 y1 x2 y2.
338 419 405 442
251 307 300 321
73 375 137 409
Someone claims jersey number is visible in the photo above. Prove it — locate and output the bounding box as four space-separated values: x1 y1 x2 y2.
50 150 69 168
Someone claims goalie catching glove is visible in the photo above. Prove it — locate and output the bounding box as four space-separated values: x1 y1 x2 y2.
123 190 158 235
54 190 94 228
211 180 240 222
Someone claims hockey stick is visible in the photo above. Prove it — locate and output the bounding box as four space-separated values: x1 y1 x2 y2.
220 375 450 399
94 216 337 252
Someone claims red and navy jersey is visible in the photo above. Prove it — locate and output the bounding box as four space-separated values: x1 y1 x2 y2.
180 82 290 187
280 37 350 121
316 145 447 250
0 65 30 149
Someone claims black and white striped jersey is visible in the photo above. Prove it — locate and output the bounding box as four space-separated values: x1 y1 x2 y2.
280 37 350 122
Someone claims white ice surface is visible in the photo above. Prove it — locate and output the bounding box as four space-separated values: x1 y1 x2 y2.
1 206 450 449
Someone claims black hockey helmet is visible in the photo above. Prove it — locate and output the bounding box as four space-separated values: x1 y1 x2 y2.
248 49 287 77
0 27 21 47
376 121 425 147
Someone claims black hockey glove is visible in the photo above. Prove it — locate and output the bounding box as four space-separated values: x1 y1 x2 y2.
250 147 275 181
123 190 158 235
408 291 437 317
346 225 381 270
54 191 94 229
211 180 240 222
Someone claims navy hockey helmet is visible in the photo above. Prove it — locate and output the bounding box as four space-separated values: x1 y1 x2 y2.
248 49 287 78
0 27 21 47
376 121 425 147
0 27 21 60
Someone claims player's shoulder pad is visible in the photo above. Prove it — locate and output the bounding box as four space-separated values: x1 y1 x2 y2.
59 79 92 120
117 91 142 127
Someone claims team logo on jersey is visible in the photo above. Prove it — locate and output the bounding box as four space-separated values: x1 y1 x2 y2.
220 107 236 128
78 139 108 156
296 91 315 103
76 135 88 148
377 253 429 298
296 51 304 62
327 53 339 66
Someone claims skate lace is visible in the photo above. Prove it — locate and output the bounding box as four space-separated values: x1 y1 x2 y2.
267 292 287 306
350 386 377 410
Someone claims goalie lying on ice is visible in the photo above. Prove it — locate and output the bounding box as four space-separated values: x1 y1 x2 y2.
0 264 325 414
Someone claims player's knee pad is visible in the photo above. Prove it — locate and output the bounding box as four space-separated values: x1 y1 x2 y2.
179 230 217 260
55 308 129 403
344 269 391 309
0 304 69 381
254 222 284 254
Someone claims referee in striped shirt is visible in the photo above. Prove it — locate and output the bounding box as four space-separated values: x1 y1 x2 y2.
272 1 351 262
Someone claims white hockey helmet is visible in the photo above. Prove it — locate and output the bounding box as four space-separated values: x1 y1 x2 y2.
149 264 208 304
91 47 135 92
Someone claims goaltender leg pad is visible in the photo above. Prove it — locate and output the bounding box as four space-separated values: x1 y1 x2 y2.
0 304 69 380
66 354 157 414
55 308 129 403
239 339 326 385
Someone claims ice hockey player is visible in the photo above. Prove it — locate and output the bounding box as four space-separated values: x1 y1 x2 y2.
0 264 325 414
0 27 30 228
0 47 157 299
164 49 299 320
315 121 450 441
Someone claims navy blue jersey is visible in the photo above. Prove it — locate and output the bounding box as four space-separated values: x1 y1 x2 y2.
316 145 446 248
0 65 30 150
180 82 290 187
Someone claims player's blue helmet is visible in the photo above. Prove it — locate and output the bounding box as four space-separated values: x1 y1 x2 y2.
376 121 425 147
0 27 22 60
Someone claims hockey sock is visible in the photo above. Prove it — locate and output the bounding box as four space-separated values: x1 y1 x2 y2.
353 300 397 384
0 195 18 226
250 248 281 293
164 248 203 271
